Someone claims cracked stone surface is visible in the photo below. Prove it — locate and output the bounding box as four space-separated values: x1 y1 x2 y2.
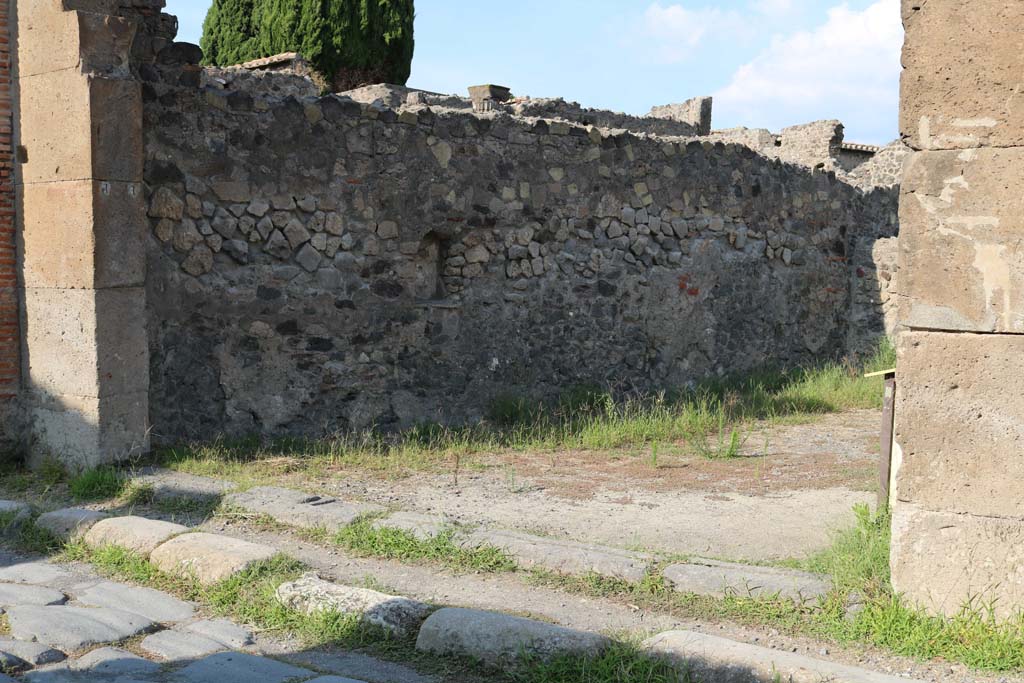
277 573 431 637
225 487 384 532
6 605 156 651
77 582 196 623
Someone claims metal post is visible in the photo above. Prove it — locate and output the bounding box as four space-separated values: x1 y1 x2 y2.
878 371 897 511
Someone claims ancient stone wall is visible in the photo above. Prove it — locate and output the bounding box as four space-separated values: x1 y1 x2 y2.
139 54 896 444
890 0 1024 618
0 0 18 455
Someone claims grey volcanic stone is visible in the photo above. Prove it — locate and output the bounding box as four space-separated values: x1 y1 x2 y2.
83 516 188 555
70 647 162 677
644 630 922 683
0 637 65 667
77 581 196 622
35 509 108 541
662 559 830 602
277 574 431 637
460 529 652 582
170 651 314 683
0 501 30 521
141 629 228 661
372 512 446 540
6 605 156 651
0 583 66 607
0 561 73 587
281 651 434 683
183 619 254 648
225 487 384 532
306 678 368 683
415 607 609 666
150 532 278 584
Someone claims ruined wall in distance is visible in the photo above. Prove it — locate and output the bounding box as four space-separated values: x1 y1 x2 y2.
141 60 894 444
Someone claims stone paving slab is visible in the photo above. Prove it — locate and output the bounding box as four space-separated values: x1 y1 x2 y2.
662 559 831 602
0 583 66 607
169 651 315 683
140 629 228 661
460 528 653 582
182 619 254 649
644 630 925 683
277 573 432 637
149 532 278 584
0 637 65 667
77 581 196 622
0 560 74 587
35 509 108 541
371 512 447 540
83 516 188 556
284 651 436 683
69 647 162 678
306 677 368 683
416 607 610 666
6 605 156 651
226 486 385 532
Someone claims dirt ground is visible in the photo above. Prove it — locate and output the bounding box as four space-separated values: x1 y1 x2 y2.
278 410 882 561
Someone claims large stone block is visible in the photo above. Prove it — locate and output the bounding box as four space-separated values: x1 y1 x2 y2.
900 0 1024 150
29 391 149 469
20 180 146 289
892 331 1024 517
18 70 142 185
24 287 148 399
17 3 134 79
891 502 1024 619
899 149 1024 333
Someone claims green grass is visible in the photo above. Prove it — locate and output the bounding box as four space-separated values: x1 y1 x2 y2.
160 339 896 480
54 542 687 683
333 517 518 574
69 466 127 501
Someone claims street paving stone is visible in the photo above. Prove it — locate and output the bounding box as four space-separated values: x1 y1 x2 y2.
0 583 66 607
168 651 315 683
0 561 73 587
69 647 162 677
149 533 278 584
140 629 229 661
0 637 65 667
77 581 195 622
6 605 156 651
182 619 254 649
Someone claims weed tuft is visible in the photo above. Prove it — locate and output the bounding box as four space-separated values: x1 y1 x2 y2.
69 466 126 501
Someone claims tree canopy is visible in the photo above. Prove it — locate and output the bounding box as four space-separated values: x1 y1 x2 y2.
200 0 415 90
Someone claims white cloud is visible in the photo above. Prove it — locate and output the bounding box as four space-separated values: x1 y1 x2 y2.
712 0 902 142
637 3 746 64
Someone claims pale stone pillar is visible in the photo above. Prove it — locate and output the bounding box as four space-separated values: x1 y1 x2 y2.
14 0 148 469
891 0 1024 617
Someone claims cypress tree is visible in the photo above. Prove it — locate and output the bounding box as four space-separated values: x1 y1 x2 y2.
200 0 415 91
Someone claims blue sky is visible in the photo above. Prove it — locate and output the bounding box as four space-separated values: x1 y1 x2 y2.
170 0 902 144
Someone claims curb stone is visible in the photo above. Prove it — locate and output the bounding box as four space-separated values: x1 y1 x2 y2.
415 607 610 666
460 528 652 582
149 532 278 584
663 559 831 602
83 515 189 556
276 573 432 637
644 630 926 683
371 511 447 540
